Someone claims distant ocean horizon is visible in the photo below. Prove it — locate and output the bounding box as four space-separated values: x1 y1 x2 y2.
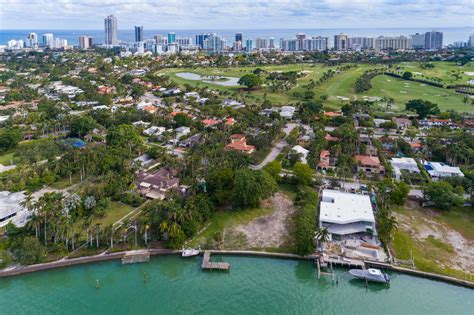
1 27 473 47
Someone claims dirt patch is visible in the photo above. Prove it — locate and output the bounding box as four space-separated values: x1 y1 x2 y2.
228 192 295 248
395 211 474 271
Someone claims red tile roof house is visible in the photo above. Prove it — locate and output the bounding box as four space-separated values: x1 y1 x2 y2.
225 117 236 126
325 134 339 142
225 134 256 155
137 168 180 200
202 118 220 128
355 155 385 175
317 150 336 171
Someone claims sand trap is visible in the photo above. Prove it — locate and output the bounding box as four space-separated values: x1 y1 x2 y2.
420 84 426 86
336 96 350 101
465 72 474 76
400 91 407 93
386 79 391 82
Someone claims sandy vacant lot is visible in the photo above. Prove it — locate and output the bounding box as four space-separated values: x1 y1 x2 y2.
395 210 474 272
229 192 295 248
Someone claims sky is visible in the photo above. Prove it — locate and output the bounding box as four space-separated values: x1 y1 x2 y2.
0 0 473 30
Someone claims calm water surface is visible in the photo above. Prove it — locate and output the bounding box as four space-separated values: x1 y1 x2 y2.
176 72 240 86
0 256 472 314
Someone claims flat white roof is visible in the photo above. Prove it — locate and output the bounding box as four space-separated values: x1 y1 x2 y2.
427 161 463 176
319 189 374 225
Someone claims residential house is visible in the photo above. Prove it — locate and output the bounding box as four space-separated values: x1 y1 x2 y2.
225 134 256 155
290 145 309 164
143 126 166 136
175 126 191 139
318 150 337 170
280 106 295 119
222 99 245 109
395 117 412 130
355 155 384 175
179 133 201 147
324 111 342 118
202 118 220 128
390 157 420 180
137 168 180 200
318 189 376 242
325 134 339 142
0 191 30 228
423 161 464 180
133 154 155 169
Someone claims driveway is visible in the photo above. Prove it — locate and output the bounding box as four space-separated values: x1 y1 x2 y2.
251 123 298 170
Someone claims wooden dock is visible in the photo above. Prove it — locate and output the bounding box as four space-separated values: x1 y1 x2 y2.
121 250 150 265
201 251 230 271
322 255 365 269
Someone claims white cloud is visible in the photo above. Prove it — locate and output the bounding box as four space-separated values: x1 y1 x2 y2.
0 0 472 29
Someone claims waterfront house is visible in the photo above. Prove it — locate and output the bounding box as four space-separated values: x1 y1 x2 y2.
318 189 376 242
0 191 30 228
137 168 180 200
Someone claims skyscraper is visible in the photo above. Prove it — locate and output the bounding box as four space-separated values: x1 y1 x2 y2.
424 31 443 50
255 38 268 50
334 33 348 51
203 33 226 53
79 35 90 49
168 32 176 44
347 37 374 50
296 33 306 49
269 37 275 49
42 33 53 48
411 33 426 49
28 32 38 47
235 33 243 42
469 34 474 47
245 39 253 52
135 26 143 42
104 15 118 46
374 36 412 51
195 33 210 48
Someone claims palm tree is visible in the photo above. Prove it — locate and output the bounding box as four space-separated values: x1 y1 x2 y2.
314 227 330 249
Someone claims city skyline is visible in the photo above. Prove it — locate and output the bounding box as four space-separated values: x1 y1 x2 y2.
0 0 472 30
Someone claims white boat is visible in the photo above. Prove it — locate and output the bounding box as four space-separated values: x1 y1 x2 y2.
349 268 390 283
182 247 200 257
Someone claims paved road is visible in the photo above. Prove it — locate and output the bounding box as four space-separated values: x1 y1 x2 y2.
251 140 287 170
251 123 299 170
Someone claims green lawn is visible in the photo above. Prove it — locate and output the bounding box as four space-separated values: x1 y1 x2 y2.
367 75 468 112
49 174 81 190
395 61 474 85
164 62 470 112
0 152 14 165
92 202 135 227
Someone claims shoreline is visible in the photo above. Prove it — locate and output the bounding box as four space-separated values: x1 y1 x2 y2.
0 249 472 289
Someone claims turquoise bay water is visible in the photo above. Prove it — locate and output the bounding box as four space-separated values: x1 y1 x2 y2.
0 255 472 314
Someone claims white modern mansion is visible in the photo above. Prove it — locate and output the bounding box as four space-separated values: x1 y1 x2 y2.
423 161 464 180
318 189 376 242
0 191 30 228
